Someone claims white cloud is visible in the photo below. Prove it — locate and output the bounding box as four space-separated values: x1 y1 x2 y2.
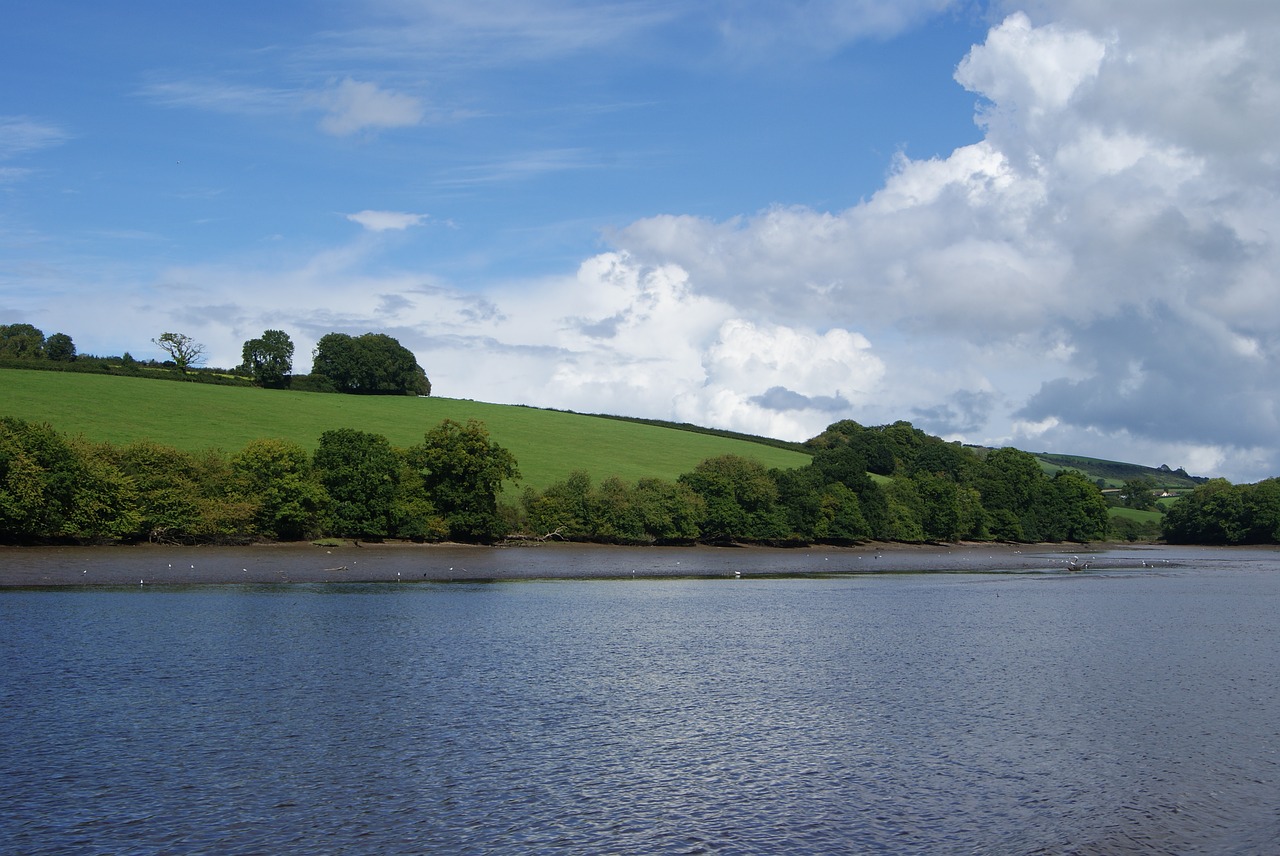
955 12 1106 120
347 210 428 231
315 78 424 135
597 8 1280 481
712 0 966 57
141 77 425 137
138 80 294 115
0 116 70 159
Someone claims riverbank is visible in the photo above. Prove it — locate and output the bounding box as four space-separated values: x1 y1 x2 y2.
0 540 1232 587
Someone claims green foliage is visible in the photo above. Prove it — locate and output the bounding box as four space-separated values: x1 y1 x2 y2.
405 419 519 541
1163 478 1280 545
231 439 328 540
63 437 141 541
311 332 430 396
1121 476 1159 510
806 420 896 475
0 417 75 540
879 478 926 542
814 482 871 542
678 455 786 541
911 471 983 542
313 428 400 539
1242 479 1280 543
0 324 46 359
1044 470 1111 542
524 469 594 538
241 329 294 389
521 471 704 543
630 477 704 542
974 447 1052 541
0 418 139 542
44 333 76 362
112 440 216 542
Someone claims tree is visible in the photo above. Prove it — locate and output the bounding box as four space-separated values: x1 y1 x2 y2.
678 454 786 542
1044 470 1110 542
524 470 594 539
231 439 328 540
44 332 76 362
404 419 519 541
1242 479 1280 543
311 332 431 396
974 447 1052 541
241 329 294 388
152 332 206 376
0 417 138 542
630 478 704 542
111 440 210 542
0 417 75 540
1164 479 1246 545
1121 476 1158 510
313 428 399 538
0 323 45 359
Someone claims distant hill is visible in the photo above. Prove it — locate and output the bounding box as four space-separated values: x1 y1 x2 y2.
1031 453 1208 489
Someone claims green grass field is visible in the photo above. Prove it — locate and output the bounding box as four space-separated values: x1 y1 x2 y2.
0 369 811 492
1107 506 1164 524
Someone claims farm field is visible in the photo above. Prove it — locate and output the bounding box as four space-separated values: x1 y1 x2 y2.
0 369 811 492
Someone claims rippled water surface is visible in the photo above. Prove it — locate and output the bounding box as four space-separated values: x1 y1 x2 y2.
3 549 1279 854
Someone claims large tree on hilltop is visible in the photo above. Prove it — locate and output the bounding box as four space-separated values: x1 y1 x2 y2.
241 329 294 388
311 332 431 396
152 332 206 376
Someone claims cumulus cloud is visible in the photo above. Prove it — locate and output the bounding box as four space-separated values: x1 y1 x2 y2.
603 6 1280 480
347 210 429 231
315 78 424 135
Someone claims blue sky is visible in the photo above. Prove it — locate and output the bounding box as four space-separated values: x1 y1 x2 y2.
4 1 1280 482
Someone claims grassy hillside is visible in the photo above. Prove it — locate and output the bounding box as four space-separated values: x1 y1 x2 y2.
1033 453 1206 489
0 369 810 492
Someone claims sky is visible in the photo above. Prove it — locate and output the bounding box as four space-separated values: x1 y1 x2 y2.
3 1 1280 483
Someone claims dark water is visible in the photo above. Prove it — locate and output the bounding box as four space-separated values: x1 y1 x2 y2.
3 550 1279 854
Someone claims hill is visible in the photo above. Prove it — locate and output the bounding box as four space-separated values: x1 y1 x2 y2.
1031 452 1208 490
0 369 810 493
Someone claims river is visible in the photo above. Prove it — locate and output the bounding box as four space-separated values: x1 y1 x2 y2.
2 544 1278 853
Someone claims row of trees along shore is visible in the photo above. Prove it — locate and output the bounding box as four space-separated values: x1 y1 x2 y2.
0 324 430 397
3 415 1125 546
7 322 1273 547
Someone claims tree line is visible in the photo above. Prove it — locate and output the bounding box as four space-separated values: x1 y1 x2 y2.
0 323 430 397
1162 478 1280 544
521 420 1112 545
0 416 514 545
2 414 1122 546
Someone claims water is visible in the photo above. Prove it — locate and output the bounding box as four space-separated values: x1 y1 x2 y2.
3 548 1279 853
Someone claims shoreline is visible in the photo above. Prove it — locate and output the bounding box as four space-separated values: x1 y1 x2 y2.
2 540 1264 587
